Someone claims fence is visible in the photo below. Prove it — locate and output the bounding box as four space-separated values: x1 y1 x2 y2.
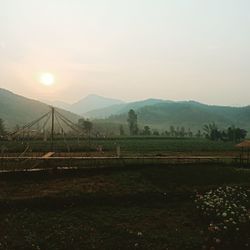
0 155 237 172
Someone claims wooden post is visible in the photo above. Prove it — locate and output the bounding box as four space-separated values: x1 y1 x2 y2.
116 145 121 158
51 107 55 151
248 148 250 165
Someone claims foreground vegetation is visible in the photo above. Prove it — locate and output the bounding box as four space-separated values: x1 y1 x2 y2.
0 164 250 250
0 138 238 155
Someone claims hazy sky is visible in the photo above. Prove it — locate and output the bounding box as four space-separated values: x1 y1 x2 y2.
0 0 250 105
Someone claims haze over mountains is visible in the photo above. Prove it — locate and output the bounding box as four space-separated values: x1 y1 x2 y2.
103 101 250 132
1 87 250 133
45 94 125 115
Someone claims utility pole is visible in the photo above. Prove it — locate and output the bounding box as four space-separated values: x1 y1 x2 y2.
51 106 55 151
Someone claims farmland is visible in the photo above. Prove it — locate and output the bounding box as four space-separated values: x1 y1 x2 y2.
0 164 250 250
0 137 249 250
1 137 238 156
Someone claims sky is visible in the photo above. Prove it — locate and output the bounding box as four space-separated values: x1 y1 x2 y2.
0 0 250 106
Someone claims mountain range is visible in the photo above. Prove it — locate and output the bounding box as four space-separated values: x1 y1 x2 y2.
102 101 250 132
1 87 250 133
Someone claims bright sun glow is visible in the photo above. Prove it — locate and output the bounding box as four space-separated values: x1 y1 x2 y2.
40 73 55 86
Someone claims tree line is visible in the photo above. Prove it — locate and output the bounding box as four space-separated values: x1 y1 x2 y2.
126 109 247 142
0 111 248 143
126 109 201 137
203 123 247 142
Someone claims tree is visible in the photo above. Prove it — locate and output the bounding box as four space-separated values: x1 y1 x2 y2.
196 130 202 138
153 130 160 136
127 109 138 135
142 125 151 136
78 118 93 135
119 125 125 136
227 126 247 142
188 128 193 138
203 123 247 142
164 130 170 137
170 126 175 137
84 120 93 135
176 126 180 137
203 123 221 141
0 118 6 136
180 127 186 137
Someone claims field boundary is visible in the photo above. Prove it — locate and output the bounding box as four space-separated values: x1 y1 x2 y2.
0 155 241 173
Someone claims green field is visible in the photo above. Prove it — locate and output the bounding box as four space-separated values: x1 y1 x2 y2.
0 164 250 250
0 137 238 155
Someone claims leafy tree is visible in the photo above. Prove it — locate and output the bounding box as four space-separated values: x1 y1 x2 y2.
180 127 186 137
119 125 125 136
84 120 93 135
127 109 138 135
196 130 202 138
78 118 93 135
203 123 247 142
203 123 221 141
153 130 160 136
188 128 193 138
142 125 151 136
0 118 6 136
170 126 175 137
164 130 170 137
227 126 247 142
176 126 180 137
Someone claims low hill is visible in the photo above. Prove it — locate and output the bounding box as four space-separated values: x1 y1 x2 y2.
0 88 80 130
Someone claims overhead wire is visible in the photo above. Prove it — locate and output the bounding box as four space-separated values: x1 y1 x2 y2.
55 112 70 152
55 111 84 134
55 111 83 134
9 111 51 136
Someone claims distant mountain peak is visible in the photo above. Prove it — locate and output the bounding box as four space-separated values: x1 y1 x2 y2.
82 94 124 102
70 94 124 115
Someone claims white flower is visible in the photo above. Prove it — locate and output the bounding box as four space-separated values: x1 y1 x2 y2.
215 238 221 244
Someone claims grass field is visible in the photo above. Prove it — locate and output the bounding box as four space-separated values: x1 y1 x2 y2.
0 137 238 155
0 164 250 250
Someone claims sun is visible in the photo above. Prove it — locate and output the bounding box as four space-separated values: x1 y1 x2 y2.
40 73 55 86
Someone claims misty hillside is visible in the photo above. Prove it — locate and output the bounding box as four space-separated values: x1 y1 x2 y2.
0 88 80 129
84 98 168 118
2 88 250 134
70 94 124 115
101 101 250 132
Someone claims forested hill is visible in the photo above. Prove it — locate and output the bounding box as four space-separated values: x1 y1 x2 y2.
102 101 250 132
0 88 80 129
